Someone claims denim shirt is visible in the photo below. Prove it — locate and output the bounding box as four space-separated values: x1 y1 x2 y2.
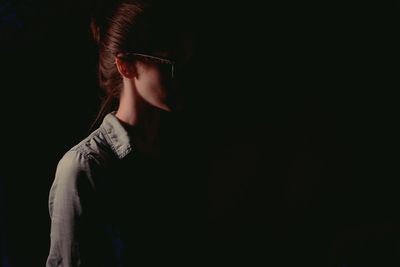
46 112 184 267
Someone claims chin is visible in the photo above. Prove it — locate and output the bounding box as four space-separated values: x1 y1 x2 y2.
163 106 173 112
156 104 172 112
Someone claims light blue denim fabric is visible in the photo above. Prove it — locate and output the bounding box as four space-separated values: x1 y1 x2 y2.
46 112 132 267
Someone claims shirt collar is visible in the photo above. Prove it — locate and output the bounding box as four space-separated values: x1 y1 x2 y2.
101 112 133 159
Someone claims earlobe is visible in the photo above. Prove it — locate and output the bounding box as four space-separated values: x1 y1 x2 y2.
115 57 136 79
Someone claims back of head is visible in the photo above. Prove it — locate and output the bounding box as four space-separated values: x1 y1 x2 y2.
89 0 189 129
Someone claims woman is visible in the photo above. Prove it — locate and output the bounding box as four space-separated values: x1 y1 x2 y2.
46 1 194 266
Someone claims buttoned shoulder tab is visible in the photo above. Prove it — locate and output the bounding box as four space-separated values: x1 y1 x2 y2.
100 112 133 159
68 112 133 165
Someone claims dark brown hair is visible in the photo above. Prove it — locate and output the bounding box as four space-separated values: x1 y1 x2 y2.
89 0 180 130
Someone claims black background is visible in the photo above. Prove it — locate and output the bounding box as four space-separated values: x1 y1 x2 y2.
0 1 397 266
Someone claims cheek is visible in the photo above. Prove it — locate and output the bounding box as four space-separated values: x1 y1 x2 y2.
138 68 168 100
148 69 167 95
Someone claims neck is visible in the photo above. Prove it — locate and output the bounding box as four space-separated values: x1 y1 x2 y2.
115 80 162 157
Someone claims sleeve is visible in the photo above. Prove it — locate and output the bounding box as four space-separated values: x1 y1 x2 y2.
46 151 94 267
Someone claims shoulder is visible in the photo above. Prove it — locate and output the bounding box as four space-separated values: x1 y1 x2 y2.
50 148 101 207
53 150 97 193
55 112 134 180
56 150 94 177
54 128 113 184
68 127 115 167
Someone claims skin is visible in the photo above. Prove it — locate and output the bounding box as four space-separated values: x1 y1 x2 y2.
114 57 172 158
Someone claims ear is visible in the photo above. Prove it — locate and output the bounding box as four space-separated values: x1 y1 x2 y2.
115 57 136 79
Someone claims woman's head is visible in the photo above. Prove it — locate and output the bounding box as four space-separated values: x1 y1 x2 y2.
91 0 192 123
